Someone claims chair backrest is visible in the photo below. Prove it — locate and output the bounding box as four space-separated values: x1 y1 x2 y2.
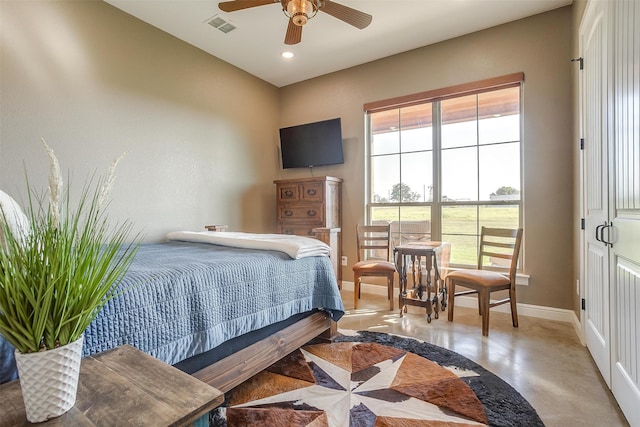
356 224 391 263
477 227 523 286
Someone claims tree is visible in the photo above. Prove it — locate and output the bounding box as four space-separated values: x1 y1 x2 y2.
373 194 388 203
491 186 520 196
390 183 421 202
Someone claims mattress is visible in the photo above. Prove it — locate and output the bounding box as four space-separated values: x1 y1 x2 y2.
0 240 345 383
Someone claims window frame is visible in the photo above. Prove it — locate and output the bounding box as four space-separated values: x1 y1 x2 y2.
364 74 524 268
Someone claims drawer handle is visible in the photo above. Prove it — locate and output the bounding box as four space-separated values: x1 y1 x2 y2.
283 190 294 197
306 189 317 196
307 210 317 217
285 210 293 216
285 230 294 235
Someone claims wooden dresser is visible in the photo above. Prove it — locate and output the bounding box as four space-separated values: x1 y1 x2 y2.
274 176 342 281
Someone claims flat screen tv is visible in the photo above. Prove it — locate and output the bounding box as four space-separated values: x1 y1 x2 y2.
279 118 344 169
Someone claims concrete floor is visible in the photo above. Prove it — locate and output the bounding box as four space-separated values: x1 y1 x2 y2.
337 288 629 427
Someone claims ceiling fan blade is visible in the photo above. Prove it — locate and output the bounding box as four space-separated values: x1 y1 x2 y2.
321 0 372 29
218 0 277 13
284 19 302 45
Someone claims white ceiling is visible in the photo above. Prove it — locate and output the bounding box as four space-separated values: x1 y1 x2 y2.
104 0 572 88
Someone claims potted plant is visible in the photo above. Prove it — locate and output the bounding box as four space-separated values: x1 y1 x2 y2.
0 140 139 423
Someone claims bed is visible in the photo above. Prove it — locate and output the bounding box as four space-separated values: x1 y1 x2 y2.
0 231 345 393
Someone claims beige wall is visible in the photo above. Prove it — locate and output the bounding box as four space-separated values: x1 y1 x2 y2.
1 1 578 310
0 0 280 241
279 6 575 309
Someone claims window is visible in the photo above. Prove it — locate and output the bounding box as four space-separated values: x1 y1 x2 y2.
365 74 523 266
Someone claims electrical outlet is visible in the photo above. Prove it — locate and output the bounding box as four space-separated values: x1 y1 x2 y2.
341 256 348 266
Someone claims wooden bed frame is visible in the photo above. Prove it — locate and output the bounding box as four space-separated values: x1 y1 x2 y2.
193 312 337 393
192 227 342 393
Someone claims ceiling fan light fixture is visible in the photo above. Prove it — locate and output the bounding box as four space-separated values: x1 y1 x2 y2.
284 0 319 26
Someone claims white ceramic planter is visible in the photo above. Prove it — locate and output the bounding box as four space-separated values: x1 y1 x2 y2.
14 335 84 423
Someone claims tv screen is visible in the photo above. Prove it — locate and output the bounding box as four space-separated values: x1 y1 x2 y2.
279 118 344 169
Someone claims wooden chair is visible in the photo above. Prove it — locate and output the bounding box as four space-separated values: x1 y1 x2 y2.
353 224 396 310
446 227 523 336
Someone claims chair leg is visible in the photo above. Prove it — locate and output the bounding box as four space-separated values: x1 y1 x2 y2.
479 290 490 336
509 287 519 328
447 279 455 321
354 273 360 310
387 275 394 311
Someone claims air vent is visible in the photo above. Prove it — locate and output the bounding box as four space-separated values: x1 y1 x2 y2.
205 15 236 34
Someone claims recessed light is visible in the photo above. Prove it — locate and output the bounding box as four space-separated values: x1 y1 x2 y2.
282 51 294 59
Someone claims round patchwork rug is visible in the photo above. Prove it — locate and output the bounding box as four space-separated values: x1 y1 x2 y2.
210 330 545 427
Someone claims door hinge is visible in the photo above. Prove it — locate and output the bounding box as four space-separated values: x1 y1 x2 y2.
581 298 586 310
581 218 585 230
572 57 584 70
580 138 584 150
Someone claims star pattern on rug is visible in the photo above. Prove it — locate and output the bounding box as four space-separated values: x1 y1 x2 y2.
224 342 488 427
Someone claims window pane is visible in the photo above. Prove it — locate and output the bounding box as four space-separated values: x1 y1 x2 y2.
479 205 519 229
371 206 399 223
441 94 478 149
389 206 432 248
442 205 477 235
441 146 478 201
401 104 433 152
371 154 399 203
478 87 520 145
442 234 478 266
371 130 399 156
478 115 520 145
479 142 520 201
400 151 433 202
370 110 399 155
443 204 479 265
399 206 432 223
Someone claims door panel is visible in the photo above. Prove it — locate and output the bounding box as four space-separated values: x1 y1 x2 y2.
585 242 609 379
610 0 640 424
581 0 611 385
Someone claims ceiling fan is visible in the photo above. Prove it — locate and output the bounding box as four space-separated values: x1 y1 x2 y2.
218 0 373 45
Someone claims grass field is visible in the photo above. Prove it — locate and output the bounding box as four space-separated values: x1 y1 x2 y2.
371 204 519 265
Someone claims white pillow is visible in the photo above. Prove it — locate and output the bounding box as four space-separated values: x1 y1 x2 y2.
0 189 30 248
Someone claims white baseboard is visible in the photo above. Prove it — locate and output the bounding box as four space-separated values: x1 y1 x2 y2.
343 280 578 325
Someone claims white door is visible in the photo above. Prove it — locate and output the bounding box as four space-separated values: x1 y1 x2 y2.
609 1 640 425
580 0 611 386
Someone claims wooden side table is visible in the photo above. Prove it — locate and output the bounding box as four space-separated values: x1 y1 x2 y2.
394 241 450 323
0 345 224 426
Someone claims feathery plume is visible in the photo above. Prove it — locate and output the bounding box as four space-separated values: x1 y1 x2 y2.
41 139 63 229
98 152 126 209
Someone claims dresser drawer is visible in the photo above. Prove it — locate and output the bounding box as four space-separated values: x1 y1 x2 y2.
278 225 318 237
299 182 324 202
277 184 299 201
278 204 325 223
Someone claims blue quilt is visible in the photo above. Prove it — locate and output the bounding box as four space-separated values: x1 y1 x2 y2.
0 241 345 383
